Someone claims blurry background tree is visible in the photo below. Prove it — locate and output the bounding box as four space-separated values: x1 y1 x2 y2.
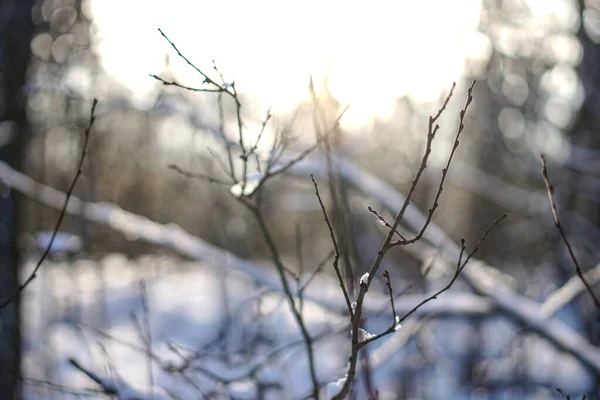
471 0 600 364
5 0 600 398
0 0 35 398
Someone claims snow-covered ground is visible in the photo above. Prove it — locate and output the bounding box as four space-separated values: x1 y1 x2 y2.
20 253 594 399
21 254 347 399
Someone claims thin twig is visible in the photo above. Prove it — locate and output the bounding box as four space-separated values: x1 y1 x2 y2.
216 92 236 181
149 74 224 93
541 154 600 310
22 378 106 397
68 358 117 396
357 214 505 350
168 164 230 185
389 82 457 243
0 99 98 309
156 29 239 183
157 29 225 91
311 175 353 318
367 206 406 240
332 83 474 400
383 270 397 321
398 214 506 325
256 105 349 188
207 146 234 181
299 250 335 295
246 204 320 399
309 78 356 297
391 81 475 247
248 108 272 156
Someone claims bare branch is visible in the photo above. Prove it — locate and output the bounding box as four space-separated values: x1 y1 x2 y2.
311 175 353 318
391 81 476 247
248 108 272 156
246 204 320 399
332 82 475 399
367 205 406 240
168 164 231 185
541 154 600 310
157 28 224 91
0 99 98 309
68 358 117 396
257 105 349 186
149 74 225 93
299 250 335 295
358 214 505 350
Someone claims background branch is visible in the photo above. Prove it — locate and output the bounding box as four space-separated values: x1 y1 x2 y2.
0 99 98 309
541 154 600 310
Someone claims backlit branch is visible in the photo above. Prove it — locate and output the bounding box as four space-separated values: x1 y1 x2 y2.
541 154 600 310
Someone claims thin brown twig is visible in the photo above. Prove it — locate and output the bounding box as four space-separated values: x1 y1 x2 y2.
308 78 357 297
265 111 299 172
390 82 457 237
248 108 272 156
246 205 320 399
391 81 475 247
369 257 437 321
383 270 396 320
216 92 237 181
207 146 234 182
157 29 224 91
68 358 117 396
332 82 474 400
367 206 406 240
22 378 106 397
0 99 98 309
357 214 505 350
212 59 227 84
157 31 324 397
311 175 354 318
156 29 239 182
397 214 506 325
230 106 348 202
541 155 600 310
431 82 457 122
168 164 230 185
149 74 225 93
298 250 335 295
255 105 349 188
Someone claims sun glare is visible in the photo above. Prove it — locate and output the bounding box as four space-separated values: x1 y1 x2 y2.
90 0 482 128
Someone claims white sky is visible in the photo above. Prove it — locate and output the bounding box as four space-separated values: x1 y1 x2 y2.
90 0 483 128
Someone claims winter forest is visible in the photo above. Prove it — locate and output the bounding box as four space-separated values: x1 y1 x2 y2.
1 0 600 399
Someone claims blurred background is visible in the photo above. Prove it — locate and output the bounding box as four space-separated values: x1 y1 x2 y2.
1 0 600 398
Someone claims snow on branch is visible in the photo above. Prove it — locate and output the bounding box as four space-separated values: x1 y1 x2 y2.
542 262 600 317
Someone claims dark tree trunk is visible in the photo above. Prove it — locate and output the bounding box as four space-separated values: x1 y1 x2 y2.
572 1 600 364
0 0 35 398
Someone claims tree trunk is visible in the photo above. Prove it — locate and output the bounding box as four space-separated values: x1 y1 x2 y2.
0 0 35 398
